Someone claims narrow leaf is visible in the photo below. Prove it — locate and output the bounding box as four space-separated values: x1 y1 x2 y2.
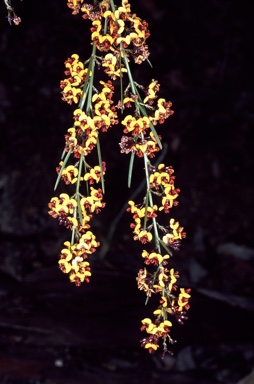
96 137 105 194
128 152 135 188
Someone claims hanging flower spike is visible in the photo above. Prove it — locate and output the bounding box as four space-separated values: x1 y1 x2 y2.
48 0 190 356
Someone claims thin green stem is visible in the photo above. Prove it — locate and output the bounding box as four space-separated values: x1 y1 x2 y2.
122 52 136 95
71 206 77 245
76 155 84 224
96 137 105 194
3 0 12 11
158 238 173 257
127 153 135 188
142 150 161 252
79 43 97 111
86 65 95 114
54 150 72 191
119 54 124 109
143 191 149 230
109 0 116 12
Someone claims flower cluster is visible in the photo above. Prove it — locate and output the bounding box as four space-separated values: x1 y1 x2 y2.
82 0 150 64
48 0 190 353
140 286 191 354
58 231 99 285
63 81 118 159
118 81 173 161
67 0 84 15
138 266 191 354
48 185 105 285
127 161 190 355
120 77 190 355
60 54 89 105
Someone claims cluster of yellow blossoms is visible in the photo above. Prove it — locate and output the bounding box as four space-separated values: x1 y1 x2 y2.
49 0 190 353
127 163 190 355
68 0 150 63
48 186 104 285
60 54 88 105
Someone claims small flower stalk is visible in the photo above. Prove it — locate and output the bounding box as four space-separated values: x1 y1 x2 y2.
49 0 191 354
2 0 21 25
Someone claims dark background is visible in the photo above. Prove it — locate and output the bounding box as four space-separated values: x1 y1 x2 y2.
0 0 254 383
